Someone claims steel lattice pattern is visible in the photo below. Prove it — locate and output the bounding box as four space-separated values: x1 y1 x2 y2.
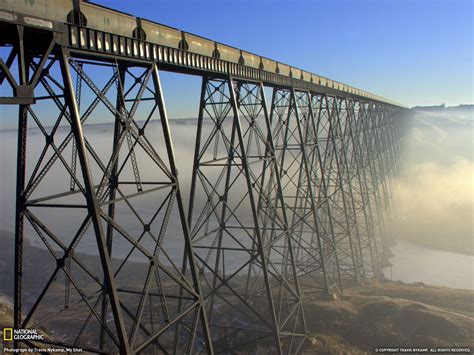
0 19 409 355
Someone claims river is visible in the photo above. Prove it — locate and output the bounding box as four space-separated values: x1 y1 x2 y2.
383 240 473 290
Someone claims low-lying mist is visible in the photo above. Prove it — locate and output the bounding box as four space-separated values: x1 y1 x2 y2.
387 109 473 254
0 85 472 260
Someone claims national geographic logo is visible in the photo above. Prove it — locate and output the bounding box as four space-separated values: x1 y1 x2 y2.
3 328 44 341
3 328 12 341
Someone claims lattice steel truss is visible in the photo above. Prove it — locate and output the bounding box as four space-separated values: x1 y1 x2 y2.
1 26 212 354
187 77 306 354
1 21 410 355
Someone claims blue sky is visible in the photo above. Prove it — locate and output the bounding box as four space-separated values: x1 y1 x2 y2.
91 0 473 115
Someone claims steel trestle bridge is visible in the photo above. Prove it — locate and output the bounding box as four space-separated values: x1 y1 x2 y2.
0 1 410 353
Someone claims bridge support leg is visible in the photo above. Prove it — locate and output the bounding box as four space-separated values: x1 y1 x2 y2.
187 77 307 353
150 64 214 355
311 94 359 289
13 24 29 350
60 48 132 354
333 97 376 278
6 31 213 351
270 88 326 294
345 99 381 277
312 95 363 284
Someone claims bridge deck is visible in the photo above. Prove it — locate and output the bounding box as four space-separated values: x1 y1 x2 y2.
0 0 403 107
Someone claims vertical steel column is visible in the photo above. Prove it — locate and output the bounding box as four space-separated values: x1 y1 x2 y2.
59 48 131 354
320 95 363 283
187 76 285 353
292 88 330 292
186 76 241 350
151 64 214 355
270 88 330 294
377 105 394 252
346 99 381 277
176 76 210 354
306 92 344 292
360 102 387 271
260 83 307 353
13 25 28 348
228 76 282 354
311 94 344 291
367 104 390 261
328 96 366 280
100 63 126 350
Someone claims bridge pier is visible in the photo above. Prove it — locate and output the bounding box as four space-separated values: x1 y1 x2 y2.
3 29 215 353
270 88 338 295
324 95 366 283
187 76 307 354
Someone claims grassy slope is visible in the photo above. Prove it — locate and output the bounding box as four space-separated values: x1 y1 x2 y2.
303 280 474 353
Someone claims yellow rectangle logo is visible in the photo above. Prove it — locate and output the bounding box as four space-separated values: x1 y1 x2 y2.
3 328 13 341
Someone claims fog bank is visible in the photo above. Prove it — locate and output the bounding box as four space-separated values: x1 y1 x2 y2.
388 109 473 254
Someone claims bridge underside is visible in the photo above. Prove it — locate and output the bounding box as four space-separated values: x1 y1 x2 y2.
0 15 409 355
